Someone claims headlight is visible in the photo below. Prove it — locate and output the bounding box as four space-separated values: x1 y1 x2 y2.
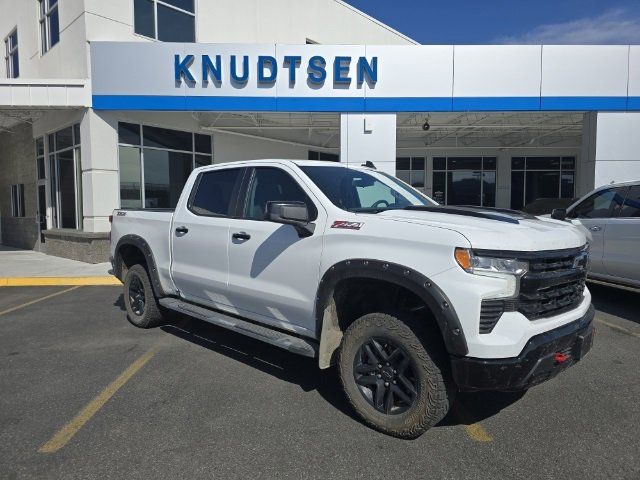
454 248 528 276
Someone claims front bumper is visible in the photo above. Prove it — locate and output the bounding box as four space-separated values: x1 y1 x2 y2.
451 304 595 391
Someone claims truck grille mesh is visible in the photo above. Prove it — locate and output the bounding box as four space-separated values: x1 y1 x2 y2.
477 247 587 333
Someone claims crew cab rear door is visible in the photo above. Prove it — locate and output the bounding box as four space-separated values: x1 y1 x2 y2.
225 165 326 335
170 167 246 308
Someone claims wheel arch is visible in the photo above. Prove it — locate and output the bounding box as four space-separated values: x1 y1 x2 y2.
114 234 165 297
315 259 468 368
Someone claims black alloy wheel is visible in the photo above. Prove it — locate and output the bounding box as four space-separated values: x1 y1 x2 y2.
128 275 146 316
353 337 418 415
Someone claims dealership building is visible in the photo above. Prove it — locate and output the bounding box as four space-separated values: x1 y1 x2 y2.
1 0 639 262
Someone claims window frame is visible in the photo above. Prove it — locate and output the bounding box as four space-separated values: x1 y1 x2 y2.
117 122 213 209
47 122 82 229
133 0 197 42
567 187 627 220
511 156 576 210
187 167 246 218
617 185 640 219
239 166 319 222
39 0 59 54
10 184 25 217
4 27 18 78
431 156 497 207
396 156 426 192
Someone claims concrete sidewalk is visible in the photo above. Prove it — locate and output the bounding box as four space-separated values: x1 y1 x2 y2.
0 245 119 285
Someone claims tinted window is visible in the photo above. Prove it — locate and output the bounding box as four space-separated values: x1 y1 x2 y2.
194 134 212 154
134 0 155 38
119 122 141 145
620 186 640 218
55 126 73 151
245 168 315 221
301 166 430 213
157 4 195 42
143 150 192 208
569 188 626 219
190 169 242 216
143 126 192 151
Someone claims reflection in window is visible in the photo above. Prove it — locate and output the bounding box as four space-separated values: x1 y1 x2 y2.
396 157 426 192
118 123 213 209
39 0 59 54
432 157 496 207
510 156 575 210
134 0 195 42
48 124 82 229
620 186 640 218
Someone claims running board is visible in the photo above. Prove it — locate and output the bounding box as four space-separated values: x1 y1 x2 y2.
159 298 318 358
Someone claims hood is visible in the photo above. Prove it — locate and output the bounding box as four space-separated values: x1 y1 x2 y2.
375 206 587 251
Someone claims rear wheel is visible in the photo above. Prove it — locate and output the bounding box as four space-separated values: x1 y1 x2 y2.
339 312 454 438
123 264 164 328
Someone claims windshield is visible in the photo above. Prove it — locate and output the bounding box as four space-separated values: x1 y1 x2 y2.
299 165 436 213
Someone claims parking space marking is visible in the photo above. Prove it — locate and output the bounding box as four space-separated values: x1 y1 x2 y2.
0 286 81 317
465 423 494 443
0 276 121 287
596 319 640 339
39 345 160 454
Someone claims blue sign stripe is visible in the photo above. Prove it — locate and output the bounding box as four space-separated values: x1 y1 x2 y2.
93 95 640 112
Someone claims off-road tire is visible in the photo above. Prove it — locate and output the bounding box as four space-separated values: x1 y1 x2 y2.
123 264 164 328
339 312 454 439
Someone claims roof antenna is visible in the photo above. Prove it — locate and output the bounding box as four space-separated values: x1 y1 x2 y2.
361 161 376 169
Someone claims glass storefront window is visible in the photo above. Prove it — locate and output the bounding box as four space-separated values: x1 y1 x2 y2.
118 123 213 209
510 156 576 210
431 156 497 207
396 157 426 191
47 123 82 229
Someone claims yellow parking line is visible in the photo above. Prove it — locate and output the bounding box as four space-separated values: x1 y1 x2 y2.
39 345 160 454
465 423 494 443
0 286 81 317
0 276 121 287
596 319 640 338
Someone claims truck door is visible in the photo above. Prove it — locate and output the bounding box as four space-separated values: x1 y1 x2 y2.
602 185 640 285
226 165 326 335
567 186 626 276
170 167 245 309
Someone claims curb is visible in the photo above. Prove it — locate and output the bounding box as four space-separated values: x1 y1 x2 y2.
0 277 122 287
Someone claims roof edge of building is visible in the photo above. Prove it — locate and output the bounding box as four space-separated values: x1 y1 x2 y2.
332 0 420 45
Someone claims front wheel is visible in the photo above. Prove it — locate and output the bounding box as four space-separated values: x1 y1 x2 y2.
339 312 454 438
123 264 165 328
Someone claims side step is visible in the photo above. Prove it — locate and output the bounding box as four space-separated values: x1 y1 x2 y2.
159 298 318 358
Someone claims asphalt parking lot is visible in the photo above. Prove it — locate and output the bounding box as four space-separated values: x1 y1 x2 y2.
0 283 638 480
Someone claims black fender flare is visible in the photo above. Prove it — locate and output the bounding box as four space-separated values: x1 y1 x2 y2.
315 259 469 356
113 234 166 297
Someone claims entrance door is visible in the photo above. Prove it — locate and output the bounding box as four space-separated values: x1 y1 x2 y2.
226 165 326 335
37 185 47 243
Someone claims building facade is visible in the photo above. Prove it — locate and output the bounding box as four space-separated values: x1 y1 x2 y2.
1 0 639 262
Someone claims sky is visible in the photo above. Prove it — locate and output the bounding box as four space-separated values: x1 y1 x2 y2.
343 0 640 44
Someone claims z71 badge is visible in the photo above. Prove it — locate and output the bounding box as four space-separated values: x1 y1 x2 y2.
331 221 364 230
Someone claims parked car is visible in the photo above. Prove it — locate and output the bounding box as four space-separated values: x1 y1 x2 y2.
551 180 640 289
111 160 594 438
521 197 576 216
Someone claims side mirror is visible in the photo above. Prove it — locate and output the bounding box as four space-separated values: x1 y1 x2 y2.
551 208 567 220
265 201 315 237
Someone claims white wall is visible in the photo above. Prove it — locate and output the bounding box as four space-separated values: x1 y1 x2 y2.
594 113 640 187
213 132 308 163
341 113 396 175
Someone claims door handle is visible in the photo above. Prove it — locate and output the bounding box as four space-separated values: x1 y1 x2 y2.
175 226 189 235
589 226 602 232
232 231 251 241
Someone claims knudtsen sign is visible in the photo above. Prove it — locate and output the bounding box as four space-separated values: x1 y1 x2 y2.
175 54 378 87
90 42 640 112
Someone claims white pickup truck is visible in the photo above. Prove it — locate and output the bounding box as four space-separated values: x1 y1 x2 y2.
110 159 594 438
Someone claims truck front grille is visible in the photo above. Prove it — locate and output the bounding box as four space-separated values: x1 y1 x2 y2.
476 247 588 330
